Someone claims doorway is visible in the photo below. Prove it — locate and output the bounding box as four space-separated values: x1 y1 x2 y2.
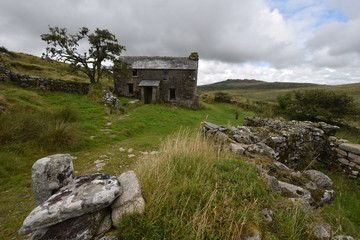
144 87 153 104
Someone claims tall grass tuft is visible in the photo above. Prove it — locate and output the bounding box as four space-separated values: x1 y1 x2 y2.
116 130 279 239
115 130 338 239
39 120 80 151
0 107 80 151
54 105 79 123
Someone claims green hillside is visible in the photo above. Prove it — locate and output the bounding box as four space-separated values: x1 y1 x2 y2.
198 79 360 104
198 79 320 91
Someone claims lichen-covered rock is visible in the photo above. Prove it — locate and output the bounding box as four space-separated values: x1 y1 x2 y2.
273 161 290 171
239 223 261 240
247 143 275 158
229 143 246 155
201 121 220 131
304 170 333 189
339 143 360 155
100 237 119 240
312 222 332 240
318 190 336 207
19 174 122 235
30 208 111 240
333 235 355 240
261 208 273 223
215 131 230 144
305 181 318 191
289 198 311 212
263 174 281 194
278 181 312 204
32 154 74 206
111 171 145 226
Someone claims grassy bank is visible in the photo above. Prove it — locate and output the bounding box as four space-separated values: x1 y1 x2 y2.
116 131 360 239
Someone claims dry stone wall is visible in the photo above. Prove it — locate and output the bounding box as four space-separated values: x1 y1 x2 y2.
201 117 360 181
0 55 89 94
335 143 360 177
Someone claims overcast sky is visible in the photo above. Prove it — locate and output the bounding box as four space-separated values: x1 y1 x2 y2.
1 0 360 85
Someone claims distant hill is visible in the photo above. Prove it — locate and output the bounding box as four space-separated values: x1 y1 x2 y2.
198 79 320 92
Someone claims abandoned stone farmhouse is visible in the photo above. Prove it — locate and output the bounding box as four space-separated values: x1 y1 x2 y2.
114 53 200 108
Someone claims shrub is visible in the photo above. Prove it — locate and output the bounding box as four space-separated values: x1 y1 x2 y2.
276 89 359 124
213 91 232 103
0 46 14 56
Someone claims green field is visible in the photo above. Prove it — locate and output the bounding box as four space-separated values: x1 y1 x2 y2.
198 79 360 104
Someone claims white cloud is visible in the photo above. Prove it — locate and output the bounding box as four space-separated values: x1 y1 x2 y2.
198 59 360 85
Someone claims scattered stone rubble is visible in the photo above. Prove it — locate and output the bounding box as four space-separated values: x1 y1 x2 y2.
19 154 145 240
102 90 121 111
201 117 359 239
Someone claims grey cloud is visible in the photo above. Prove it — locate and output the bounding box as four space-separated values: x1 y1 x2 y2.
307 18 360 67
0 0 301 66
0 0 359 84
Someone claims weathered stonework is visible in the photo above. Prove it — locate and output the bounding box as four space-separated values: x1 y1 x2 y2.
114 53 200 108
335 143 360 178
201 117 360 182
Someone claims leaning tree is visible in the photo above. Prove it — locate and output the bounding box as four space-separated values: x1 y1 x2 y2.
41 26 125 84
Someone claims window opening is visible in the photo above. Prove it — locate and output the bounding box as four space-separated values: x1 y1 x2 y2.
169 88 176 100
132 69 138 77
163 70 169 80
128 83 134 94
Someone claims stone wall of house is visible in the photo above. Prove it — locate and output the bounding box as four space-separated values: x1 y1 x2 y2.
0 55 90 94
114 68 199 108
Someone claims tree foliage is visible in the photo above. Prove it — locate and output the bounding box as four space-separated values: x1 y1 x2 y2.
41 26 125 83
276 89 359 124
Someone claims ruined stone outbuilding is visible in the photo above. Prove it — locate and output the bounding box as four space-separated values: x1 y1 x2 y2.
114 52 200 108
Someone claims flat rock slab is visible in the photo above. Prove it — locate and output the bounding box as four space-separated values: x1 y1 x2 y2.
339 143 360 155
32 154 74 206
32 208 111 240
304 170 333 189
202 121 220 130
19 173 122 235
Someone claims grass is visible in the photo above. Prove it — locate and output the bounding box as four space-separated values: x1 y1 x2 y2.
1 52 89 82
336 126 360 144
114 130 343 239
117 131 265 239
0 80 360 239
319 171 360 237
